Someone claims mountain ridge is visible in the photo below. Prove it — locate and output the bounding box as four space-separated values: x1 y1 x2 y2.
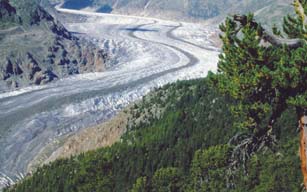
54 0 293 24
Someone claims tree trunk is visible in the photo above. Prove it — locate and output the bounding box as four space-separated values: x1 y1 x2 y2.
298 107 307 189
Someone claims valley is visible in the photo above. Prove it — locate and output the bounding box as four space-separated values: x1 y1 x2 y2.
0 7 219 187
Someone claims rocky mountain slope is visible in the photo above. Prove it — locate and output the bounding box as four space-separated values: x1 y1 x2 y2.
56 0 293 23
0 0 108 92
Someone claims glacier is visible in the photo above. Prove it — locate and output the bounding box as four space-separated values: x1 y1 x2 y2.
0 7 219 187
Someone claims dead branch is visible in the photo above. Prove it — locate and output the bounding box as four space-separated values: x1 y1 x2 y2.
233 14 305 49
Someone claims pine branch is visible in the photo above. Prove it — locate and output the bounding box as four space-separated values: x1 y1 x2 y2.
233 14 305 49
262 33 304 48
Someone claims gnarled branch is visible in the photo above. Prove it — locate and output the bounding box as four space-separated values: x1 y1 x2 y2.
233 14 305 49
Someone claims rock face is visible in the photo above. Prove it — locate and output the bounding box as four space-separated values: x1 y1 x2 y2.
0 0 16 18
0 0 108 91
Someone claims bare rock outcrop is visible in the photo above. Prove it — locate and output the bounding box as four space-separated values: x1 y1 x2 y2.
0 0 109 91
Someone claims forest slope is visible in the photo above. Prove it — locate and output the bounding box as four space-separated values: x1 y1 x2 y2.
5 78 302 191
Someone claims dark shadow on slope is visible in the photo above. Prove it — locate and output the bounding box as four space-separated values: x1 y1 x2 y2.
70 31 86 35
121 27 158 33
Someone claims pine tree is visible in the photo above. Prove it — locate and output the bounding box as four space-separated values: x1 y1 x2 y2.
211 0 307 188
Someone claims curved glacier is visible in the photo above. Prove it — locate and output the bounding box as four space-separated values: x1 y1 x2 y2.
0 8 219 187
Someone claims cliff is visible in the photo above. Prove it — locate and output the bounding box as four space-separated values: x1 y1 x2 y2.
0 0 108 91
